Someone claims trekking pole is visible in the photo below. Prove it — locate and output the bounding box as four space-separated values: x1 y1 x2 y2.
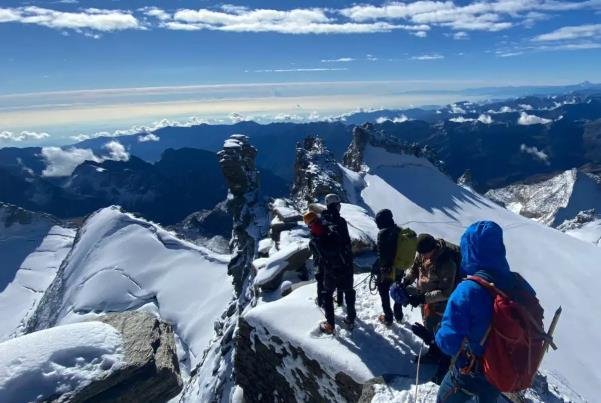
530 306 562 385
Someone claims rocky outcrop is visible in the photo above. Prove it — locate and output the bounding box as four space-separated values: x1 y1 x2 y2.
342 124 442 173
218 135 262 295
0 312 181 403
71 312 182 402
236 317 362 402
291 136 347 210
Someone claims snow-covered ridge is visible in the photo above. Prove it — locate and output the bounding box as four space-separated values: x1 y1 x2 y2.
0 203 76 341
24 206 233 372
485 169 601 227
341 141 600 401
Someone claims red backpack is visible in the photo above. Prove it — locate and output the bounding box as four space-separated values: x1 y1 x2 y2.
468 274 549 392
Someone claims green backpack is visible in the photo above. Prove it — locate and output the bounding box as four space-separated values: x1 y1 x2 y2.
391 227 418 277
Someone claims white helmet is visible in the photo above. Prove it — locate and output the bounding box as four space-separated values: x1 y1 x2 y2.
325 193 341 206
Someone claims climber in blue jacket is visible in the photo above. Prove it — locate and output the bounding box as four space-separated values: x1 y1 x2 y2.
434 221 514 402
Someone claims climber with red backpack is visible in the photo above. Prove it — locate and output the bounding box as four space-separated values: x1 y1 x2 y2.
435 220 554 402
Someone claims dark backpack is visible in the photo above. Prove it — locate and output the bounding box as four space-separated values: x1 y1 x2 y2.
440 241 463 289
468 273 547 392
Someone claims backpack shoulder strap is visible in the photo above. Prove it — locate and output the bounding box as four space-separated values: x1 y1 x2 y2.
467 275 506 297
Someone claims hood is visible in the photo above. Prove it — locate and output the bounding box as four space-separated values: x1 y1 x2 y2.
460 221 510 280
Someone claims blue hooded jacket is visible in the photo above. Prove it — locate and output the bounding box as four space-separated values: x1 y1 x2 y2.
435 221 514 357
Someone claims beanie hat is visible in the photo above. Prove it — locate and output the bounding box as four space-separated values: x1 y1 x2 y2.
325 193 341 206
375 209 394 229
416 233 437 254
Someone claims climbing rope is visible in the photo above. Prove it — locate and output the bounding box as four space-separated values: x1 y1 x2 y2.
414 344 423 403
353 272 372 289
368 272 380 295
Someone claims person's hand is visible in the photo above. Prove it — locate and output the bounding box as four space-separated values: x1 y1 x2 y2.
411 322 434 345
407 293 425 307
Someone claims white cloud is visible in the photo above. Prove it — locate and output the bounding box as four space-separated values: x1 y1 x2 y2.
0 130 50 142
453 31 468 39
103 140 129 161
412 30 428 37
1 6 141 33
252 67 348 73
393 114 409 123
534 24 601 42
140 6 170 21
376 116 389 123
520 144 549 163
165 7 424 34
41 140 129 177
70 133 91 142
450 103 466 114
321 57 355 63
138 133 160 142
339 1 601 33
496 50 524 57
449 116 475 122
477 114 493 124
518 112 552 125
41 146 101 177
411 54 444 60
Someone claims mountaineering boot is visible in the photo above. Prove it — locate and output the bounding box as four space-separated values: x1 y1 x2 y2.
320 321 335 335
378 314 393 326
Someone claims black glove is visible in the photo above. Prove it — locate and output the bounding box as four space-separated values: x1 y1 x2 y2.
407 293 425 307
411 322 434 346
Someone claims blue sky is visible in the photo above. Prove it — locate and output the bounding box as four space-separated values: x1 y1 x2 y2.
1 0 601 145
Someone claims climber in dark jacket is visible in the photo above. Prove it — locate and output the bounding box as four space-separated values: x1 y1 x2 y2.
317 193 356 334
375 209 404 325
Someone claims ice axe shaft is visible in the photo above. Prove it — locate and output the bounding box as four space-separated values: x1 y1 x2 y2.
544 306 561 352
530 306 562 386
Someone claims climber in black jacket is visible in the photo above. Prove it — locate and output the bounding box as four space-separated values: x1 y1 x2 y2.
317 193 356 334
375 209 405 325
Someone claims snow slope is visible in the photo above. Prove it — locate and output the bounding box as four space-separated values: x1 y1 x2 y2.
245 277 435 394
563 218 601 247
0 225 75 341
341 144 601 401
27 207 233 370
0 321 123 403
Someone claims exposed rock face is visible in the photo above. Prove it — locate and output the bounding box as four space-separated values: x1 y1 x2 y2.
171 201 232 253
457 169 475 189
291 136 347 210
218 135 261 295
485 168 601 227
342 123 442 173
236 317 362 402
70 312 182 403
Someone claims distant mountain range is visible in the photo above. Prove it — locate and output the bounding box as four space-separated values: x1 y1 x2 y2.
1 90 601 223
0 147 287 224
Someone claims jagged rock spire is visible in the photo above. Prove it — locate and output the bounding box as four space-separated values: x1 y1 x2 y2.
342 123 444 173
218 134 260 295
291 136 347 210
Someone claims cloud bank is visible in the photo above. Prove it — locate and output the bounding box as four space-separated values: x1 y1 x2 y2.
41 140 129 177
